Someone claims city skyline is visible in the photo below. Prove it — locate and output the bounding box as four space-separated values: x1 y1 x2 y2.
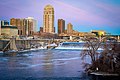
0 0 120 35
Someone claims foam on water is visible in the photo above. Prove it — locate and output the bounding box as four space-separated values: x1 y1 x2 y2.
52 57 80 61
0 58 9 62
17 57 81 69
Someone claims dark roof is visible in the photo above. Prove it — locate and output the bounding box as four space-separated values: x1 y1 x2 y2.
1 25 18 29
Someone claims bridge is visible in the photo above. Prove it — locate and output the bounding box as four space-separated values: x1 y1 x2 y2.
0 38 68 51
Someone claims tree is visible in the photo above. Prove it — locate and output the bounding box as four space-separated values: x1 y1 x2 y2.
109 42 120 73
81 37 103 64
81 36 120 73
99 39 120 72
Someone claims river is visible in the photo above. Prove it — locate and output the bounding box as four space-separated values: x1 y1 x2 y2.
0 49 94 80
1 49 118 80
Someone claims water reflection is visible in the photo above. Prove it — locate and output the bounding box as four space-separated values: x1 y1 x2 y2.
42 51 54 75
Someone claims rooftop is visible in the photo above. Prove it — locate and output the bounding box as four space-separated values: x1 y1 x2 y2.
1 25 18 29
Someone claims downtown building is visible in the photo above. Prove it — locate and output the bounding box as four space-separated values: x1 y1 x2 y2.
1 26 18 38
67 23 73 34
43 5 55 34
0 20 18 38
26 17 37 33
58 19 65 34
10 17 36 36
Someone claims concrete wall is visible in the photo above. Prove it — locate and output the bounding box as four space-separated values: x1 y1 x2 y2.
1 28 18 38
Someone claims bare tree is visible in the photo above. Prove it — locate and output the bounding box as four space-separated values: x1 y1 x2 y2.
101 41 120 72
81 36 120 73
81 37 103 64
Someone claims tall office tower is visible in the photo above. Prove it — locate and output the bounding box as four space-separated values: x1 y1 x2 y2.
20 19 33 36
10 18 22 35
58 19 65 34
10 18 16 26
43 5 54 33
20 19 27 36
10 18 34 36
26 17 37 33
26 17 37 36
67 23 73 34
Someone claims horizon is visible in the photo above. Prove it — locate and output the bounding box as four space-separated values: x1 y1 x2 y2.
0 0 120 35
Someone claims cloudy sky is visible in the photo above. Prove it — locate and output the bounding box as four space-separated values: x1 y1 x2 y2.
0 0 120 35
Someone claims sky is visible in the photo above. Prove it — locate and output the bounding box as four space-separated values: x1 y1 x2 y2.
0 0 120 35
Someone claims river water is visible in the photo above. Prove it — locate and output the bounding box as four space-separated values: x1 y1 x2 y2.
0 50 99 80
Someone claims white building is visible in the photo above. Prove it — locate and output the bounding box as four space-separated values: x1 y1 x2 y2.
26 17 37 33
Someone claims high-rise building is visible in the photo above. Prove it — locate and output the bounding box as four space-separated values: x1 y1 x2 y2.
58 19 65 34
67 23 73 34
10 18 16 26
26 17 37 33
43 5 54 33
10 18 34 36
10 18 22 35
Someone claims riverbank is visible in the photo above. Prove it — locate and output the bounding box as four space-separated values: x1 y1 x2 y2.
90 72 119 76
88 72 120 80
